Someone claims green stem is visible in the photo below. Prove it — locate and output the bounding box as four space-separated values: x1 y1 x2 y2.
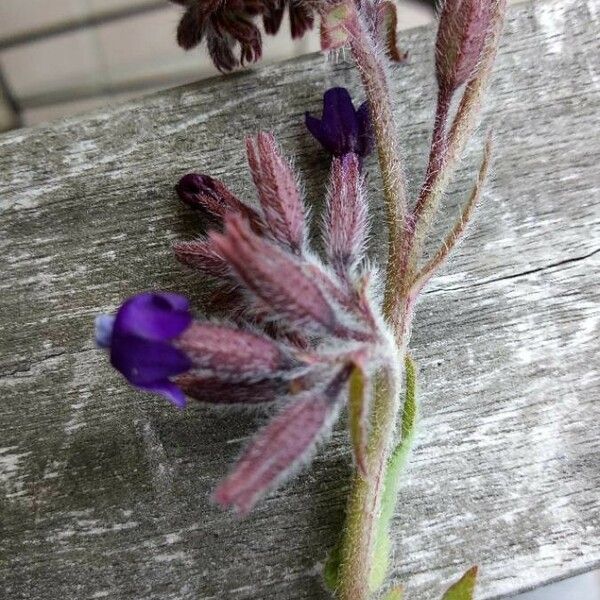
335 5 507 599
337 363 404 600
336 9 414 600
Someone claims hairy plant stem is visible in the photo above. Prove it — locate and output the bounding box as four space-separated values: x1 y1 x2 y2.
337 355 405 600
336 5 506 599
410 0 507 263
336 9 415 600
345 10 409 322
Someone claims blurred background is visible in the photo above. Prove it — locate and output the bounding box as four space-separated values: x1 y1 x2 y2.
0 1 599 598
0 0 434 131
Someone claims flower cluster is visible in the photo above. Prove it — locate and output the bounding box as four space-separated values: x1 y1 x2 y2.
96 90 387 513
94 0 506 593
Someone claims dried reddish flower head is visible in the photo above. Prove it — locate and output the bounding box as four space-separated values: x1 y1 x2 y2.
171 0 314 71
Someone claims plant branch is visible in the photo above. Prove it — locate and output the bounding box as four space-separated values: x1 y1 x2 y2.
335 5 506 600
411 134 493 293
344 7 410 322
413 87 452 220
411 0 506 253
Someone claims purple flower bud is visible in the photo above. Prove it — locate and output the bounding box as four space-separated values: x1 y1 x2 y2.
305 87 374 158
245 132 305 252
435 0 492 94
96 292 193 408
175 173 264 230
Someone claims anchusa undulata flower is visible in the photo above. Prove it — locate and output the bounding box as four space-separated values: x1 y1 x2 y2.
305 87 374 159
95 293 192 408
96 0 507 594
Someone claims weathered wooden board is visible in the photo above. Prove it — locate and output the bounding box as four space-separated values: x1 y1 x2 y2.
1 1 599 598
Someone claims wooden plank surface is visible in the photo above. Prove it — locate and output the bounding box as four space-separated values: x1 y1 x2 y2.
1 1 599 598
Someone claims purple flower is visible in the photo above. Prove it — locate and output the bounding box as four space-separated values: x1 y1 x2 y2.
95 292 193 408
305 87 373 158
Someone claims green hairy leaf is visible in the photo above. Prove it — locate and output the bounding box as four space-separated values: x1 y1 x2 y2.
383 586 404 600
348 364 368 475
369 355 419 591
323 541 342 591
442 566 479 600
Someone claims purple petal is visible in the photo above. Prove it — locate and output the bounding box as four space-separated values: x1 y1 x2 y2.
113 292 191 341
95 314 115 348
110 334 191 386
305 113 337 153
156 292 191 313
321 87 359 155
139 380 187 409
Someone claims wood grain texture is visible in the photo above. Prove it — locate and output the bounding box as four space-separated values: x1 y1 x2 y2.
1 1 599 598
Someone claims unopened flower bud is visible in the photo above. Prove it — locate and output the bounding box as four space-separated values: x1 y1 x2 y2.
435 0 492 94
175 173 263 229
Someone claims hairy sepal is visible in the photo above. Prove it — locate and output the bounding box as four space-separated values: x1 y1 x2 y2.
177 321 297 378
246 132 306 253
173 238 231 279
211 215 361 338
325 153 368 277
436 0 492 94
214 365 352 514
175 374 294 405
375 1 408 63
